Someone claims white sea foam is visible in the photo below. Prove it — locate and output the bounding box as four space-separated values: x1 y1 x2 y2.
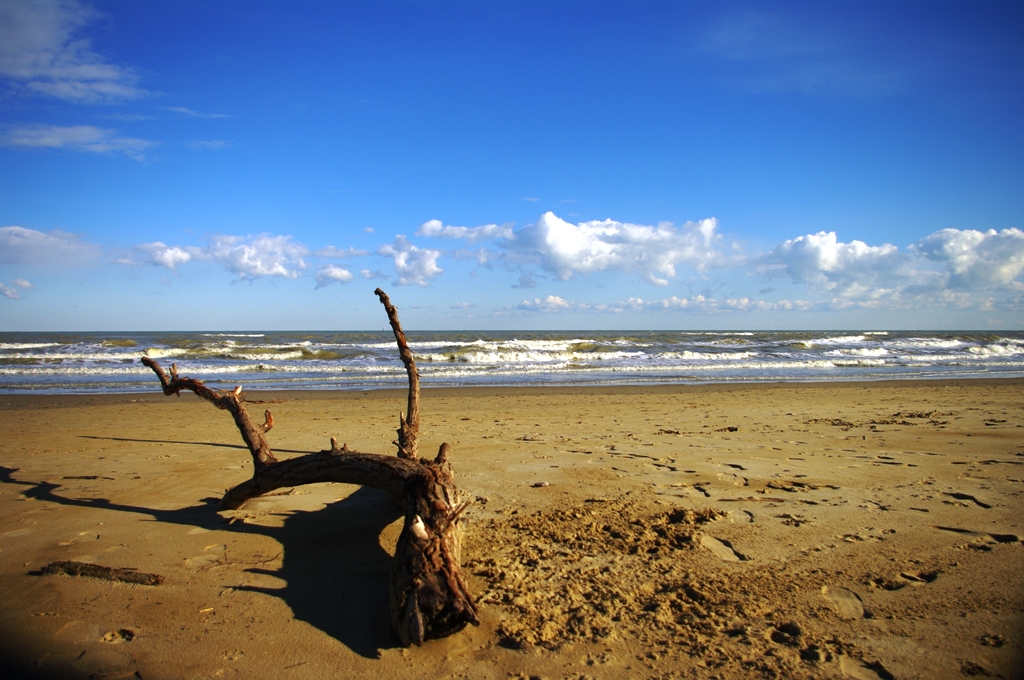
828 348 889 357
0 342 64 349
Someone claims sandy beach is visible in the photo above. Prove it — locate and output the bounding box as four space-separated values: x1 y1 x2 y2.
1 379 1022 679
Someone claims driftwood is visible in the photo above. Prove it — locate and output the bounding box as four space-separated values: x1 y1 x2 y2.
41 560 165 585
140 288 478 645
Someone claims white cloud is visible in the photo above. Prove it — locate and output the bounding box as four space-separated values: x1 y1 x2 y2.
0 0 145 103
0 225 101 264
203 234 308 280
165 106 230 119
186 139 230 150
417 219 514 243
914 228 1024 290
451 301 476 310
509 293 817 315
315 265 354 288
12 278 33 288
1 282 22 299
119 242 192 269
517 295 574 312
755 231 910 300
378 235 442 286
361 268 387 280
752 227 1024 311
700 11 905 98
511 212 723 284
120 233 309 280
1 124 154 160
316 245 369 258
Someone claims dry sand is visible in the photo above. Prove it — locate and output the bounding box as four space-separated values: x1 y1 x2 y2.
1 379 1022 679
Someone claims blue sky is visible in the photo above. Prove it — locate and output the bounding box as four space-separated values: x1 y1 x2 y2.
1 0 1022 331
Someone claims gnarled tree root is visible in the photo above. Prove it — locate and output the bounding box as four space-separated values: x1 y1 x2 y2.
140 288 478 645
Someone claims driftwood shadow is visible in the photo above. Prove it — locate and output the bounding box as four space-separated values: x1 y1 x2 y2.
2 466 404 659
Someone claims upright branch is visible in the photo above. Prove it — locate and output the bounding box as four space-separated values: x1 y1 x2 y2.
139 289 478 647
375 287 419 460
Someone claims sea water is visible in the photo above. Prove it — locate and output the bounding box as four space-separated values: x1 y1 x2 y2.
1 330 1022 394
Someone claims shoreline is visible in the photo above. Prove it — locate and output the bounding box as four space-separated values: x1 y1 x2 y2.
3 374 1024 407
2 377 1022 678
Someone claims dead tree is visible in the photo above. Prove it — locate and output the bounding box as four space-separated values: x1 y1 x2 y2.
141 288 478 646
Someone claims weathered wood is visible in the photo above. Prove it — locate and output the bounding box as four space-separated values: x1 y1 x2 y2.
41 561 165 585
375 287 420 461
140 290 478 645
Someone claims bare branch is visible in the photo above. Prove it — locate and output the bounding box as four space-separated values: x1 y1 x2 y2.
375 287 420 460
141 357 277 468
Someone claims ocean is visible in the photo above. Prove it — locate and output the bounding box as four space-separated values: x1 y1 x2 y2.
1 330 1022 394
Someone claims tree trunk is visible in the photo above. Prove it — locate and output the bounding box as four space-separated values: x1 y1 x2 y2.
141 288 478 645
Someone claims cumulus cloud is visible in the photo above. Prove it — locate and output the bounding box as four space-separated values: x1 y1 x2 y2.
752 227 1024 310
511 212 723 284
378 235 442 286
517 295 574 312
1 124 154 160
201 234 308 280
0 225 101 264
315 265 353 288
117 242 192 269
0 0 146 102
1 281 23 299
755 231 909 300
417 219 514 243
361 269 387 280
420 212 725 285
119 233 308 280
914 228 1024 290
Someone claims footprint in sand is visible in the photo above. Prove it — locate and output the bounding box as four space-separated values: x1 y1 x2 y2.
185 544 227 568
58 531 100 546
822 585 865 620
700 535 747 561
839 656 894 680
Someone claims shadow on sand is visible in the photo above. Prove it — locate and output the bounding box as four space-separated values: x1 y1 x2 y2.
1 464 404 660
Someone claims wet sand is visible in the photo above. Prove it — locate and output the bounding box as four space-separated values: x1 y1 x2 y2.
1 380 1022 679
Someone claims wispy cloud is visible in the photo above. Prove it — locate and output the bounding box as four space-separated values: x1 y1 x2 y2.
165 106 231 119
316 245 369 258
1 123 155 160
0 225 101 265
0 0 146 103
186 139 230 150
700 11 906 97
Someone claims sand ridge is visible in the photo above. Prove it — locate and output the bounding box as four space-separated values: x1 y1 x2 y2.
1 379 1022 679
